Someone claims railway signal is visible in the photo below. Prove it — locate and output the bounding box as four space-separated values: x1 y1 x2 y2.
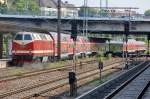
69 20 78 96
98 61 104 81
147 34 150 58
71 20 78 41
69 72 77 96
0 34 3 59
124 21 129 69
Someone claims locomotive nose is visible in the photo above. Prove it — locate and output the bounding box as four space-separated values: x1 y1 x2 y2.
21 42 26 48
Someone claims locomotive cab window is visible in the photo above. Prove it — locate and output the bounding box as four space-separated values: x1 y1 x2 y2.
24 34 32 40
15 34 23 40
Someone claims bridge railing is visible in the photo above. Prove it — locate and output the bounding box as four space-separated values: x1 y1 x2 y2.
0 9 145 20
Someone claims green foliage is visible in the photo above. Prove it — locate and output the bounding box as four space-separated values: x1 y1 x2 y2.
99 9 109 17
97 52 104 62
107 53 112 60
0 3 7 14
15 0 25 12
10 68 24 76
144 9 150 16
144 50 150 54
12 0 39 13
78 6 99 17
28 0 39 13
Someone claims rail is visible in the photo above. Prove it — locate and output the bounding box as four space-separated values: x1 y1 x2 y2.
0 61 123 98
137 81 150 99
104 62 150 99
76 61 148 99
0 59 122 83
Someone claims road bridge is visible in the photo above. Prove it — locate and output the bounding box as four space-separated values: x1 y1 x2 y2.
0 15 150 35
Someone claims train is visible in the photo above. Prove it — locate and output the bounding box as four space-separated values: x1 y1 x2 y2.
107 39 146 56
12 32 106 64
11 32 146 64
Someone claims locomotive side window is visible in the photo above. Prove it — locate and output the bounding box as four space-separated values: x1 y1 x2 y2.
43 35 47 40
15 34 23 40
46 35 52 41
32 34 36 40
39 34 47 40
24 34 32 40
36 34 41 40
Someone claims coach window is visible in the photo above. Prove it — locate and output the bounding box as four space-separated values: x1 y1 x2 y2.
77 38 80 42
24 34 32 40
63 37 67 42
15 34 23 40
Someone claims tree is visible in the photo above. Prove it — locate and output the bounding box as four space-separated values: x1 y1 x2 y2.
144 9 150 16
99 9 109 17
78 6 99 17
15 0 25 12
28 0 39 13
0 1 7 14
10 0 39 14
0 4 7 14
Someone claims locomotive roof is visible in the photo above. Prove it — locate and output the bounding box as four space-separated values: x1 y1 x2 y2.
17 32 49 35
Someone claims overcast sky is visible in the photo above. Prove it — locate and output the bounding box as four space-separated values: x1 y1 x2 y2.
62 0 150 14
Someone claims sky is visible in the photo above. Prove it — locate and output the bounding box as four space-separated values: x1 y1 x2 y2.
62 0 150 14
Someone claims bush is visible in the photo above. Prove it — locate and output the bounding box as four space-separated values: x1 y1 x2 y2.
107 53 112 60
97 52 104 62
144 50 150 54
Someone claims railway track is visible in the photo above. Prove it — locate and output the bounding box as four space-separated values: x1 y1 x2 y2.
0 58 122 83
76 61 149 99
0 60 123 99
137 81 150 99
0 57 98 77
105 62 150 99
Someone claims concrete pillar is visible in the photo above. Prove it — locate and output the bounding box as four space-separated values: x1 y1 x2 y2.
0 34 3 59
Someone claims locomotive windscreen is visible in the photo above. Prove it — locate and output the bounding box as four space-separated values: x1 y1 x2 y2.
15 34 32 40
24 34 32 40
15 34 23 40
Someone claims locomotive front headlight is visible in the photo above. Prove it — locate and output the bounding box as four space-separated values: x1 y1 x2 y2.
29 49 32 54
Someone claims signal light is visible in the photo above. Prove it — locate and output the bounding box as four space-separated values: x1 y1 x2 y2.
148 34 150 40
124 21 129 33
71 20 77 41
